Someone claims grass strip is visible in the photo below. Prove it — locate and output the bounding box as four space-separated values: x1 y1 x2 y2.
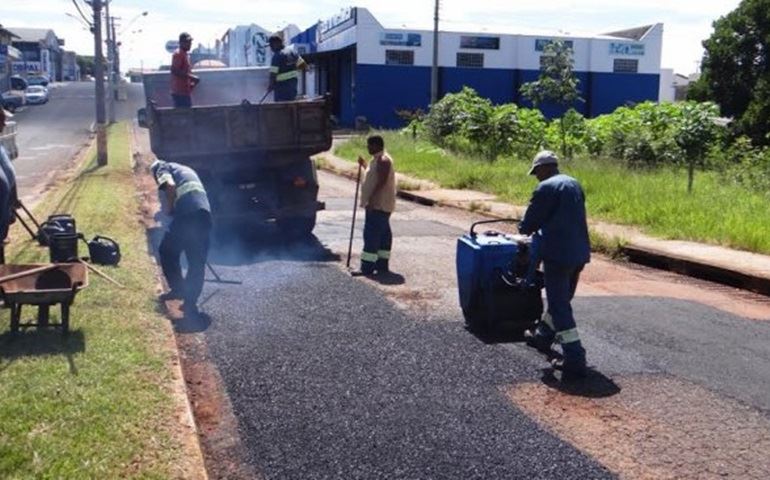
336 132 770 254
0 123 182 478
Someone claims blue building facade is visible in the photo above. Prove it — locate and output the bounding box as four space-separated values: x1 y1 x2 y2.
293 8 663 128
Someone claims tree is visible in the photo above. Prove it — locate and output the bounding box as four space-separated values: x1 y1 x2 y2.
674 102 720 193
689 0 770 145
520 40 583 159
77 55 95 76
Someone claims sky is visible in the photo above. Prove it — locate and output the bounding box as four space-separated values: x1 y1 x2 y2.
2 0 742 74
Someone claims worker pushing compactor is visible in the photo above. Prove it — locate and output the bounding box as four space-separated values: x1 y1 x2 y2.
520 150 591 379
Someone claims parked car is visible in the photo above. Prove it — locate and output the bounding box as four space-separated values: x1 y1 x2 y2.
1 91 25 112
25 85 49 105
27 75 49 87
10 75 28 91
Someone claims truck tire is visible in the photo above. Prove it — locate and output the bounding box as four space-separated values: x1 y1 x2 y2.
277 215 316 239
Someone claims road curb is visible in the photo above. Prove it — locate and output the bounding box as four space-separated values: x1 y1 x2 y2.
315 156 770 298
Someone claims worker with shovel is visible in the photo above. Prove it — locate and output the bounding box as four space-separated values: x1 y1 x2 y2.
351 135 397 277
150 160 211 317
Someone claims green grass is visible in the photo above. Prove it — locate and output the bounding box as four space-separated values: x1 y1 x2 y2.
0 124 182 478
337 132 770 254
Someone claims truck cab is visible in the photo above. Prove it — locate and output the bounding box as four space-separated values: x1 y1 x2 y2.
138 67 332 238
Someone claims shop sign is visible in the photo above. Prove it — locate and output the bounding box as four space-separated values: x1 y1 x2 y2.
319 7 357 42
460 36 500 50
379 32 422 47
609 42 645 56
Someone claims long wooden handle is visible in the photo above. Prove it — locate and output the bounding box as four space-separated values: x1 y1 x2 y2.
79 260 126 289
0 264 59 285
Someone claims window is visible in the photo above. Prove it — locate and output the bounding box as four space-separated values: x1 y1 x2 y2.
456 52 484 68
613 58 639 73
385 50 414 65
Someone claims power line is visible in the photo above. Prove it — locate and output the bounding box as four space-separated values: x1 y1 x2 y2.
71 0 92 27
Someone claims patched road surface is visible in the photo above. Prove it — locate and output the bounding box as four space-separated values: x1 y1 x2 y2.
166 170 770 479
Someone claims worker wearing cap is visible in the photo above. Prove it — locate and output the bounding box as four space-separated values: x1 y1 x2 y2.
352 135 397 277
150 160 211 317
170 32 200 107
267 34 306 102
0 108 15 263
519 150 590 379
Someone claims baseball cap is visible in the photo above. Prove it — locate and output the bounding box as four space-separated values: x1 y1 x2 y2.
1 108 13 119
268 34 283 43
528 150 559 175
179 32 193 42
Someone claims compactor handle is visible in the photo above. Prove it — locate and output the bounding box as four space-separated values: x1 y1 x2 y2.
469 218 519 237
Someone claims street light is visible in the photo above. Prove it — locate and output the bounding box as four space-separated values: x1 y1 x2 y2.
64 12 92 31
119 11 148 36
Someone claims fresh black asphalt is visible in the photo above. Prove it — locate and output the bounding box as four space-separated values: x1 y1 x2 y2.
160 189 770 479
193 250 614 479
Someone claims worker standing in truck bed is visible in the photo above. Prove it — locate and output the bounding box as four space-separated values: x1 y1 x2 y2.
267 34 306 102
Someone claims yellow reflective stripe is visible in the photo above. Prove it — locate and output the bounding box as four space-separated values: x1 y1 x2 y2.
361 251 378 263
269 66 279 73
276 70 298 82
377 250 390 259
157 173 173 185
175 181 205 202
556 328 580 344
541 312 555 330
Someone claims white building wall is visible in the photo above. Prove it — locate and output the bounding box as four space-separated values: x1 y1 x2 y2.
348 7 662 75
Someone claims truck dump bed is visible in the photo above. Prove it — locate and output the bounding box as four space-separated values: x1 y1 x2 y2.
140 67 331 163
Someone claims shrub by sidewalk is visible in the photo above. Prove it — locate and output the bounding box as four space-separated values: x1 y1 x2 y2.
336 132 770 255
0 123 200 478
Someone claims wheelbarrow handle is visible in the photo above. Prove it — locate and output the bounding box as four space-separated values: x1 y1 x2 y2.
0 264 59 285
470 218 519 237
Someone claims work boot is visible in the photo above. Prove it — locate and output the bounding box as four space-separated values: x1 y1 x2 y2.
351 262 376 277
350 269 375 277
523 328 554 355
375 259 389 274
551 357 588 380
181 302 201 318
159 290 183 302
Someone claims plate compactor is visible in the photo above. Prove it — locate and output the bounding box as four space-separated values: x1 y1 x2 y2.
456 219 544 333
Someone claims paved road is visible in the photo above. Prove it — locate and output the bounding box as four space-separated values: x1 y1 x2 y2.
10 81 144 204
169 169 770 479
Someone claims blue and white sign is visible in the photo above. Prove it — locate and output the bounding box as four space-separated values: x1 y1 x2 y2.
609 43 645 56
319 7 357 42
535 39 574 52
460 36 500 50
12 61 43 74
379 32 422 47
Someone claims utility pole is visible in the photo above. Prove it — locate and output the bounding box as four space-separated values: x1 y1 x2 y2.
431 0 440 105
91 0 108 165
105 0 115 124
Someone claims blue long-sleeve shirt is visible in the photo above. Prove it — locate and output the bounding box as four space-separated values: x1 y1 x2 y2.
519 173 590 266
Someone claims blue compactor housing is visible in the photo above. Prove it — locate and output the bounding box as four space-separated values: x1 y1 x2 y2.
456 219 543 332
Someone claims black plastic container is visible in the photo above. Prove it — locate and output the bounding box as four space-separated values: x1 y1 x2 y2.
49 232 81 263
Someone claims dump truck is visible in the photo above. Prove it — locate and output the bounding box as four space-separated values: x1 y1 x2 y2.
137 66 331 238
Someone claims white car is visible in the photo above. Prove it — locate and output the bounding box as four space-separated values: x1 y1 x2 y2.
25 85 49 105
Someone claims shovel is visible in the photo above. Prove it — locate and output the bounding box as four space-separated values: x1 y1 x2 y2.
205 262 242 285
346 163 363 269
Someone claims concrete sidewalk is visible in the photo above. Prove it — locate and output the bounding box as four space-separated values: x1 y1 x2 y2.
316 151 770 296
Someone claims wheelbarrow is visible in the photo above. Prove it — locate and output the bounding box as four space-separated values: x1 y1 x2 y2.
0 263 89 334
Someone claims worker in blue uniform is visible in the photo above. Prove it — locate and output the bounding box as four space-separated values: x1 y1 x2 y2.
267 34 306 102
151 160 212 317
519 150 591 379
0 108 17 264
